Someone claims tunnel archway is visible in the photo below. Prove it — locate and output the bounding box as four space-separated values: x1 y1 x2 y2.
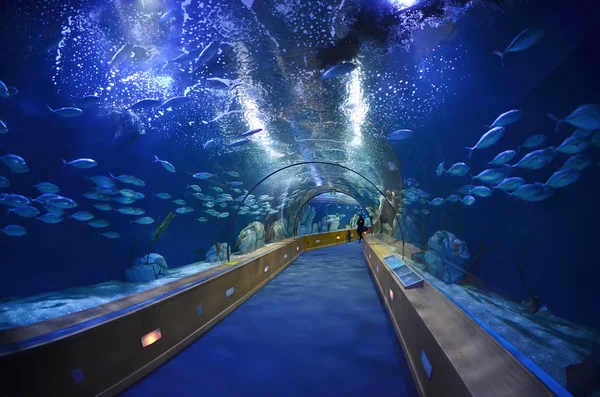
226 161 405 261
292 189 375 236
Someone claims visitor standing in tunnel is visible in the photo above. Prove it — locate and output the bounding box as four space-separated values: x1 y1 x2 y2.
357 215 365 242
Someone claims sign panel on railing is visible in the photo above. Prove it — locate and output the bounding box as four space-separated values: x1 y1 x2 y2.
383 255 424 289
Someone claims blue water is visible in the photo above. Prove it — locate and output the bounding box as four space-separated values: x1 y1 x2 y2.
123 243 417 397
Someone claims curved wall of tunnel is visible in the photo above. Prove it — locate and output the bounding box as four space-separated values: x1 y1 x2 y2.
225 161 403 260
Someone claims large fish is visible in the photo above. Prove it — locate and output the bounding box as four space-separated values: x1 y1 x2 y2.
465 127 505 160
510 183 554 202
489 110 522 128
548 104 600 133
153 155 176 173
47 105 83 118
493 177 525 192
544 168 581 189
493 28 544 66
108 43 134 69
193 41 220 71
471 166 512 185
488 150 516 166
321 63 357 80
387 129 414 141
511 147 554 170
562 154 592 171
517 134 547 153
555 136 589 155
445 162 470 176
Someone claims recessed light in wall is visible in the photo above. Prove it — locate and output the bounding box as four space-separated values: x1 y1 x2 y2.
197 305 203 316
249 275 253 282
141 329 162 348
316 239 320 243
226 286 235 298
284 253 288 259
336 236 340 240
264 265 270 273
296 246 299 251
389 289 394 301
376 265 379 273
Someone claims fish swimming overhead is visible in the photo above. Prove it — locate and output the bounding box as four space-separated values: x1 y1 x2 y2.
7 205 40 218
0 176 9 188
0 119 8 134
461 195 476 206
108 43 134 69
510 183 554 202
47 105 83 118
489 110 522 128
203 139 217 150
321 63 357 80
240 128 263 137
488 150 516 166
446 162 470 177
429 198 444 206
436 160 444 176
1 224 27 236
493 28 544 66
556 136 589 155
517 134 547 153
193 41 220 70
128 98 162 110
193 172 216 180
512 148 554 170
446 194 461 202
465 127 505 160
548 104 600 133
77 95 101 108
171 48 202 64
33 182 60 194
544 168 581 189
153 155 176 172
387 129 414 141
155 96 192 113
62 158 98 168
37 212 64 224
493 177 525 192
469 186 493 198
70 211 95 221
471 166 512 185
562 154 592 171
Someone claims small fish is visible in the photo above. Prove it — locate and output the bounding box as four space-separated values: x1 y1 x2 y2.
88 219 110 228
488 150 516 166
512 148 554 170
173 199 186 205
321 63 357 80
153 192 171 200
1 224 27 236
0 119 7 134
465 127 505 160
187 184 202 192
131 208 145 216
120 188 137 198
94 203 113 211
175 206 193 214
436 160 444 177
387 129 414 141
108 43 134 69
128 98 162 110
0 176 9 188
218 203 227 208
210 186 224 193
196 217 208 222
114 196 136 204
132 216 155 225
493 177 525 192
192 172 216 180
227 138 251 147
556 136 589 155
240 128 263 137
155 96 192 113
47 104 83 118
7 205 40 217
62 158 97 168
388 162 398 171
33 182 60 194
570 128 595 139
77 95 101 108
562 154 592 171
95 185 118 195
1 154 26 168
37 212 64 224
101 231 121 239
472 167 512 185
420 209 430 215
445 162 470 177
429 198 444 206
224 170 240 177
193 41 220 70
510 183 554 202
517 134 547 153
110 174 140 185
489 110 522 128
461 195 476 206
82 191 110 201
226 181 243 187
544 168 581 189
218 212 230 218
31 193 59 204
45 205 64 214
548 104 600 133
203 139 217 150
469 186 493 197
70 211 95 221
153 155 176 172
493 28 545 66
47 196 78 209
86 176 115 187
446 194 461 202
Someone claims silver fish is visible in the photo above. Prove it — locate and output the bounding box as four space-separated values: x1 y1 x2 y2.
465 127 505 160
47 105 83 118
493 28 544 66
544 168 581 189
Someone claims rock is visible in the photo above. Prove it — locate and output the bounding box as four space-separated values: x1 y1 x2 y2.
125 253 168 282
395 215 421 246
320 215 341 232
424 230 470 284
349 214 359 228
382 223 393 236
266 219 288 243
297 206 316 235
236 221 265 254
312 222 320 234
205 243 230 263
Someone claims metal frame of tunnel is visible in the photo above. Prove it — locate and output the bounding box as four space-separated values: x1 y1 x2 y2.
225 161 405 261
291 189 375 236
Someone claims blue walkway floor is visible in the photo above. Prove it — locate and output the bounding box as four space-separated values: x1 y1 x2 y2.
122 242 417 397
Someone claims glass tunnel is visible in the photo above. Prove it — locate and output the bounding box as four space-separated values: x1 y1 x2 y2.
0 0 599 396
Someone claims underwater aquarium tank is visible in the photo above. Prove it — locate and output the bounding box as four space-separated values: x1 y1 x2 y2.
1 0 599 394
